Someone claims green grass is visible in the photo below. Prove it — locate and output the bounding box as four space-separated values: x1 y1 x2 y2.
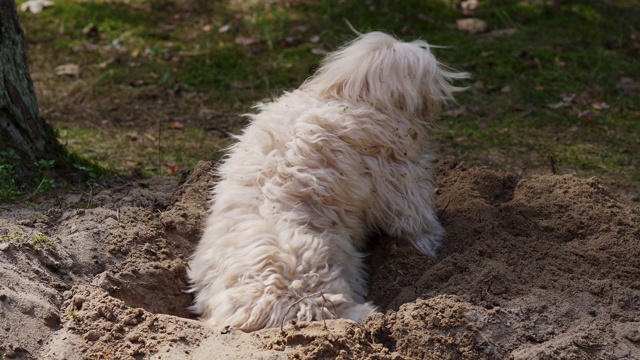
28 234 54 249
0 150 22 202
14 0 640 183
0 231 54 249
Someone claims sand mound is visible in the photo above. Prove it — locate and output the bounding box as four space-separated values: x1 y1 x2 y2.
1 157 639 359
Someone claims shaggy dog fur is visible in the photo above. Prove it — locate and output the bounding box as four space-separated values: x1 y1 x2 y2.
188 32 467 332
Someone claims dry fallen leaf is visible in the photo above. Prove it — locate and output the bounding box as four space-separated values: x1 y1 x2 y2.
144 133 157 143
234 37 257 46
218 23 231 33
169 121 185 130
290 25 309 33
482 28 517 38
456 18 488 34
127 132 139 141
547 102 567 110
617 77 638 93
563 94 577 103
591 102 610 110
98 58 116 69
181 50 212 57
82 24 100 38
311 48 329 56
399 25 414 35
54 64 80 77
232 81 252 89
19 0 54 14
279 36 302 48
164 163 178 174
442 106 467 117
461 0 479 16
547 93 575 109
530 58 541 69
577 110 599 119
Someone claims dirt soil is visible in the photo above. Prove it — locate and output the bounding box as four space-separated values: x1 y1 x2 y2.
1 157 639 359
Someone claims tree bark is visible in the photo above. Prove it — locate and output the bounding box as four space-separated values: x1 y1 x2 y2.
0 0 63 183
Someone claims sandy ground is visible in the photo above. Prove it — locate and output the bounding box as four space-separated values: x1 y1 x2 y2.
1 157 639 359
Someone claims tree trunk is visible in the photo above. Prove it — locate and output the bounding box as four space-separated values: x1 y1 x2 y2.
0 0 64 184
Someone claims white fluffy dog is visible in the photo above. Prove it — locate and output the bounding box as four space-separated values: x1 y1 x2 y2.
188 32 467 332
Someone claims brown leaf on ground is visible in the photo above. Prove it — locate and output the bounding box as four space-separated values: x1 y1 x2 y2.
461 0 479 15
547 101 567 110
232 81 252 89
618 77 638 93
127 131 139 140
442 106 467 117
235 37 258 46
98 58 116 69
482 28 518 38
170 121 185 130
54 64 80 77
82 24 100 38
218 23 231 33
456 18 488 34
311 47 329 56
19 0 54 14
592 102 610 110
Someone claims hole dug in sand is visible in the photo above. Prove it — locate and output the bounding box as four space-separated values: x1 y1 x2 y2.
3 158 640 359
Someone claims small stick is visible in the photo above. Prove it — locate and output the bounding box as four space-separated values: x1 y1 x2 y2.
343 19 362 36
485 279 494 296
319 293 337 329
438 197 452 217
548 154 557 175
280 291 337 333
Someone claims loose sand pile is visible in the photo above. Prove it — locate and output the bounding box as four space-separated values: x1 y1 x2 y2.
1 157 639 359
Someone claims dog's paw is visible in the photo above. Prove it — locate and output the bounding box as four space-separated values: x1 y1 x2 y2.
338 302 377 323
411 232 444 257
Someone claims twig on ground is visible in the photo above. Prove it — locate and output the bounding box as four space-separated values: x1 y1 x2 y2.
548 153 557 174
438 197 452 217
280 291 337 334
319 293 337 329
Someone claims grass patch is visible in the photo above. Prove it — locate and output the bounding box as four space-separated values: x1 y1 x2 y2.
0 231 55 249
14 0 640 182
28 234 54 249
0 150 22 202
0 231 24 244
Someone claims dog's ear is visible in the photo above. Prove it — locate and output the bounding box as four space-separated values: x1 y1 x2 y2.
302 32 468 122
